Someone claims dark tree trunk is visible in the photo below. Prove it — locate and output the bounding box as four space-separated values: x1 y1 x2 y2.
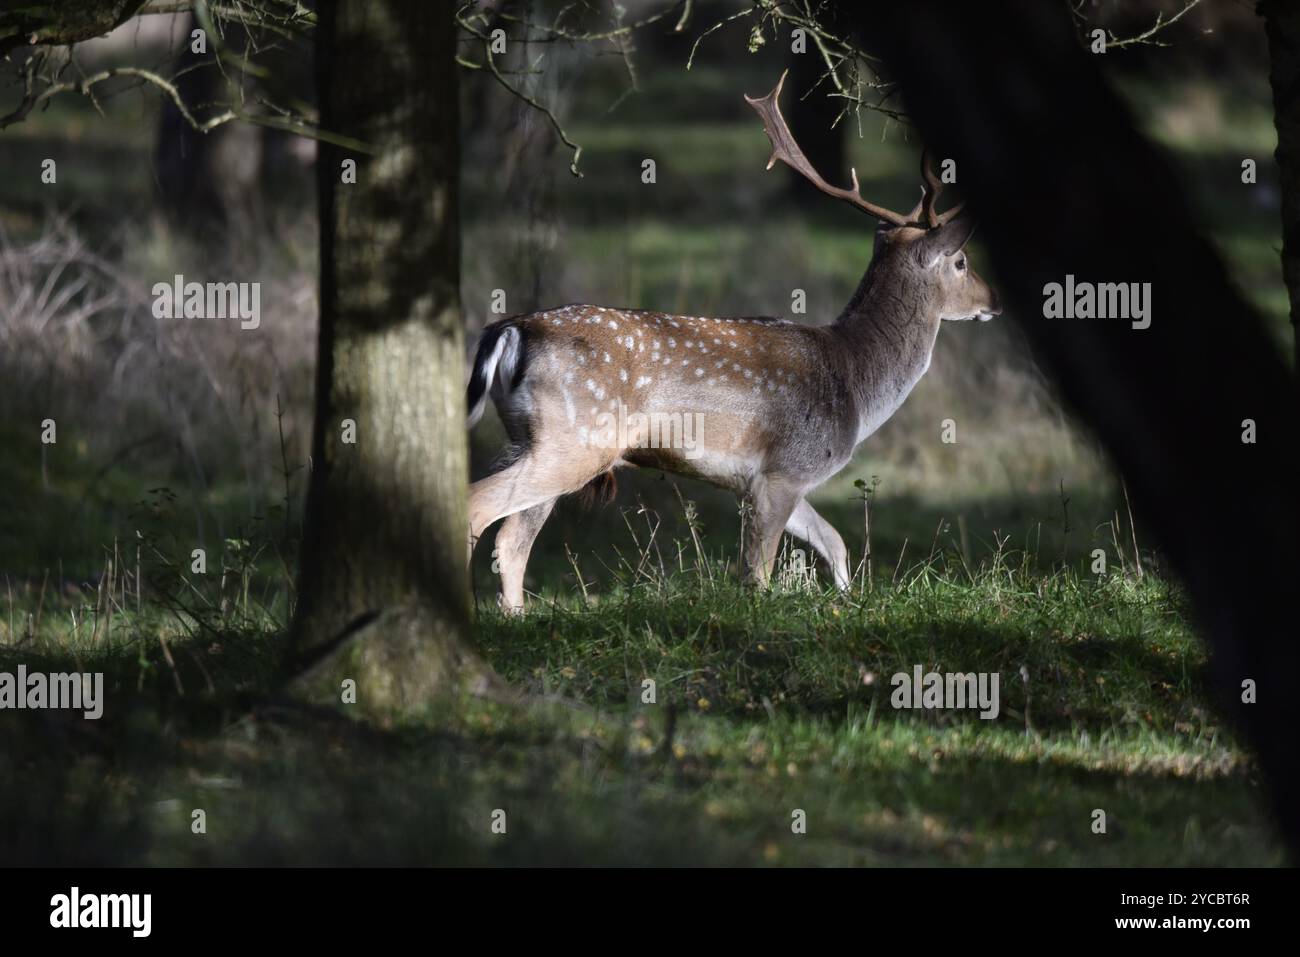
785 12 847 198
845 0 1300 856
289 0 493 718
0 0 144 56
1261 0 1300 377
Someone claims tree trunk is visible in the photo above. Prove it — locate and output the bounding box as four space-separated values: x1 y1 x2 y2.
0 0 145 56
846 0 1300 856
785 28 847 199
289 0 493 719
154 15 263 234
1261 0 1300 376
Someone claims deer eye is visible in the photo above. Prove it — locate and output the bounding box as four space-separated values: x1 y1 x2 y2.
955 256 967 272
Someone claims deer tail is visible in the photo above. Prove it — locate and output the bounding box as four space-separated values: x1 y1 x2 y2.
466 321 522 428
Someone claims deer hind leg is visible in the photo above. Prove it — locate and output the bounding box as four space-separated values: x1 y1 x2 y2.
469 454 555 559
493 498 557 614
468 449 611 599
742 478 803 587
785 498 851 591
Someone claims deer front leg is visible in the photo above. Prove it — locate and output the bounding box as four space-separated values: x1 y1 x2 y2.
742 479 803 587
493 498 556 614
785 498 851 590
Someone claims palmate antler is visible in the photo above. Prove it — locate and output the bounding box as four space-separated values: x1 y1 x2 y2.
745 70 964 229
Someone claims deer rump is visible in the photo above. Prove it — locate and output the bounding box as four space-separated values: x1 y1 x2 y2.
467 317 622 505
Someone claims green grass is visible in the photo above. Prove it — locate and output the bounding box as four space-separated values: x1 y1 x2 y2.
0 517 1280 865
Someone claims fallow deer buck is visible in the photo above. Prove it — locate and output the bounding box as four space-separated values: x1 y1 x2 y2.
467 71 1000 611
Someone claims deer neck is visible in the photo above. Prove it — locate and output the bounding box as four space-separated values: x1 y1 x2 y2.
830 264 943 443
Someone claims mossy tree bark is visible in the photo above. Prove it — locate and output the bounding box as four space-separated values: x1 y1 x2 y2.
289 0 493 720
0 0 145 55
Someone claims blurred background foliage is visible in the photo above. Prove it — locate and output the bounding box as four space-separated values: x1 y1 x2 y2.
0 1 1281 590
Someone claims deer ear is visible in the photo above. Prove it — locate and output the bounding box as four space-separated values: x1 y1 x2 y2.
919 212 977 263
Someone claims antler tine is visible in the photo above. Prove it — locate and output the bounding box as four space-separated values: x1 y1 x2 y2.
936 200 966 225
919 148 942 228
906 186 925 223
746 70 911 227
915 147 967 227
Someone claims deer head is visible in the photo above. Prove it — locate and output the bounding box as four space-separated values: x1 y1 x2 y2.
745 71 1000 323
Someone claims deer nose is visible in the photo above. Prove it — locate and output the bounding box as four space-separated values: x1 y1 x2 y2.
987 293 1002 316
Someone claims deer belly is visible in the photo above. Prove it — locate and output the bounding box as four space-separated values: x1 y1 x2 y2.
608 401 768 488
622 445 767 492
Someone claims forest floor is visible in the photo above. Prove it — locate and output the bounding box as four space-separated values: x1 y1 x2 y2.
0 457 1282 865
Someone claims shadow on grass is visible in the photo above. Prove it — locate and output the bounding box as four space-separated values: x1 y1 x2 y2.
0 675 1277 866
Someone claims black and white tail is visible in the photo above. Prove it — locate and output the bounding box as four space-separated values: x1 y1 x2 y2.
466 321 522 427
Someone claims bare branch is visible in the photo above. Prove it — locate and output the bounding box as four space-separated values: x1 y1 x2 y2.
0 61 372 152
1071 0 1204 50
0 65 232 132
